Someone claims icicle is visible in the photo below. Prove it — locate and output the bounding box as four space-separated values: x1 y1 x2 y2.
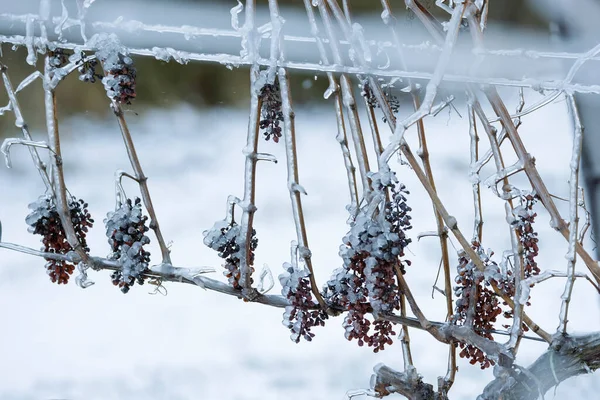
230 1 244 31
25 15 37 66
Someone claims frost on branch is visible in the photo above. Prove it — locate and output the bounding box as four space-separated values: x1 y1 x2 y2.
324 171 412 352
26 195 94 284
258 74 284 143
203 219 258 290
104 198 150 293
279 246 328 343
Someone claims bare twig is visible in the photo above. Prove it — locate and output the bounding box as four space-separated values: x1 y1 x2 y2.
278 67 327 311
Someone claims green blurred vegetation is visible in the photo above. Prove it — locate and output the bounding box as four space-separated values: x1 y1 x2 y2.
0 1 546 137
0 46 330 136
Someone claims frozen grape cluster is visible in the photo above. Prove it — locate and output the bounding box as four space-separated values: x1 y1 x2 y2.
512 193 540 278
26 195 93 284
72 51 103 83
361 80 400 123
89 33 137 104
324 171 412 352
279 257 328 343
452 243 505 369
259 78 284 143
48 47 68 69
203 220 258 290
104 198 151 293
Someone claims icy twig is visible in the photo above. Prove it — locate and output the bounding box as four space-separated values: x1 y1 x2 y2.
278 67 327 311
485 88 600 285
266 0 283 80
302 0 358 216
0 63 52 190
469 94 527 350
401 141 551 343
110 103 171 265
518 270 597 312
14 71 43 93
468 102 483 241
486 91 562 124
317 3 372 198
558 94 584 334
465 12 600 285
1 138 54 169
578 188 592 245
43 56 91 265
374 4 552 344
404 0 444 43
563 43 600 89
237 0 261 294
381 2 466 163
378 1 456 380
412 88 456 385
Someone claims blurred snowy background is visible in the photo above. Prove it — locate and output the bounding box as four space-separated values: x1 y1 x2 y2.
1 0 600 399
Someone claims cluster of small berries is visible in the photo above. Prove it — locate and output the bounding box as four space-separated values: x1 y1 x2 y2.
513 193 540 278
75 52 103 83
361 81 400 123
453 243 503 369
101 52 137 105
383 182 413 274
259 79 284 143
26 195 93 284
279 261 328 342
203 220 258 290
324 172 412 352
104 198 151 293
48 48 68 69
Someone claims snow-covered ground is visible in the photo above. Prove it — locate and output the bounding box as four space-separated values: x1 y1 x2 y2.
0 99 599 399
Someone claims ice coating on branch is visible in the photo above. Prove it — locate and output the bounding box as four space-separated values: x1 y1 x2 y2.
230 1 244 31
151 47 190 64
352 23 371 63
54 0 70 41
105 198 150 293
25 15 37 66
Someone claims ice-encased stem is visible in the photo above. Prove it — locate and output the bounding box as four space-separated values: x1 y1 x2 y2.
470 95 527 350
0 63 52 192
302 0 359 214
43 56 90 265
278 67 327 311
236 0 261 294
558 94 584 334
111 103 171 265
317 2 372 199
